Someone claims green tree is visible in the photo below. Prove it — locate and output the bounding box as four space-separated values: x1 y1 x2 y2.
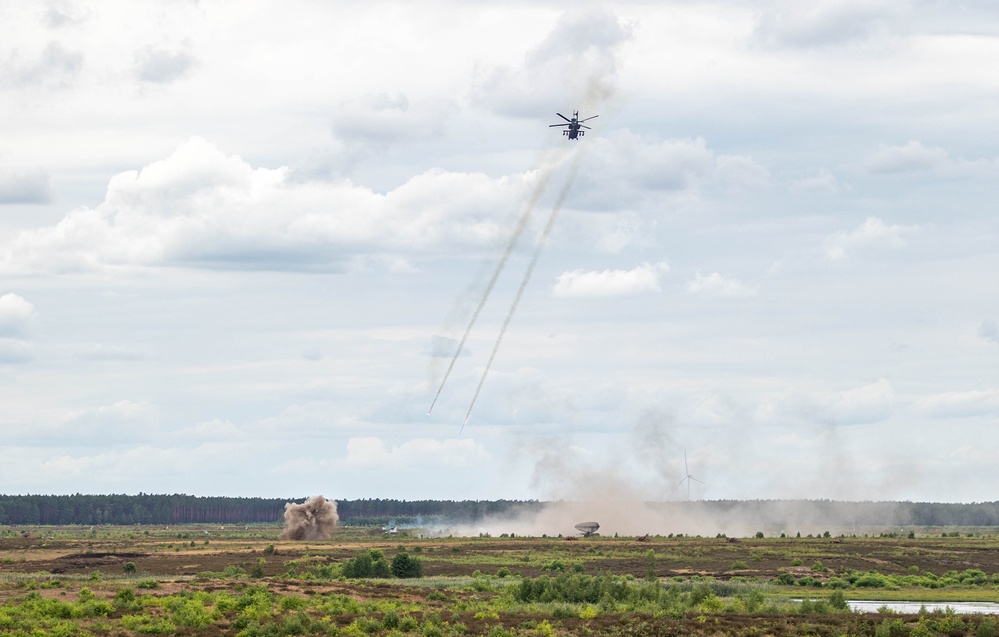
391 552 423 578
343 550 391 578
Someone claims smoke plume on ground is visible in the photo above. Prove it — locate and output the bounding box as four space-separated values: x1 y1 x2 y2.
280 495 338 540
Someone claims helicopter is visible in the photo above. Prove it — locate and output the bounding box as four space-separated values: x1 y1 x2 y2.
550 111 598 140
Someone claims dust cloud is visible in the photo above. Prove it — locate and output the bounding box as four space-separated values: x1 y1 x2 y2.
435 413 906 539
279 495 339 540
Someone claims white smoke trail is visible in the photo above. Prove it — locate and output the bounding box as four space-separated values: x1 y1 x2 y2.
427 150 566 415
462 149 586 431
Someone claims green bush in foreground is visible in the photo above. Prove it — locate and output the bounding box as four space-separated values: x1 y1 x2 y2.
391 552 423 578
342 549 391 578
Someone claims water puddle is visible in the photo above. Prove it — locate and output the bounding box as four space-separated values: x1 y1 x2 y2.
848 601 999 615
808 599 999 615
792 598 999 614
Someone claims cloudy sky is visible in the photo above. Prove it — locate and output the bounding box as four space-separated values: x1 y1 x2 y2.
1 0 997 504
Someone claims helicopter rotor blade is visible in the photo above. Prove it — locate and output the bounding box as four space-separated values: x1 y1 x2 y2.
556 113 572 122
580 125 591 130
579 115 599 122
549 123 570 127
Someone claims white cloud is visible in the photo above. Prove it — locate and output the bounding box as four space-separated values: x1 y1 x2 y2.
863 141 999 177
0 293 34 363
715 155 772 192
686 272 756 298
473 7 631 117
0 137 536 273
31 443 249 489
572 133 772 209
553 262 667 298
864 140 950 174
45 1 90 28
344 437 490 469
757 379 896 427
0 338 32 364
980 320 998 344
587 133 715 193
177 418 243 441
333 93 452 145
0 168 50 203
0 293 34 336
3 41 83 87
75 344 147 361
134 46 197 84
754 0 904 48
0 400 156 446
912 388 999 418
825 216 918 259
790 168 839 193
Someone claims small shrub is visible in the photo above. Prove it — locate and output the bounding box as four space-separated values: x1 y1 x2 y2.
113 588 138 610
829 590 848 610
579 605 598 620
121 614 177 634
776 573 796 585
400 616 419 632
278 596 307 611
391 552 423 578
551 604 576 618
854 572 889 588
825 577 850 589
977 616 997 637
383 610 401 629
872 618 893 637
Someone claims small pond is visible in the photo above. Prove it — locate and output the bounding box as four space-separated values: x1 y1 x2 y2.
792 599 999 614
848 601 999 615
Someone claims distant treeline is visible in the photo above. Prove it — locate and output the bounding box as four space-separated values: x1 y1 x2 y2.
656 500 999 531
1 495 998 528
0 494 539 526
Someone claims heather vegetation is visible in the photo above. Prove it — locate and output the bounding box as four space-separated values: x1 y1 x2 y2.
2 524 999 636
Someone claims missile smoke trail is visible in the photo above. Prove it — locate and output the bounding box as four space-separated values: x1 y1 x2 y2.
427 151 565 416
461 150 585 432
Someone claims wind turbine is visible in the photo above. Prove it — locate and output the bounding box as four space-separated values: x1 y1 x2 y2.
674 451 706 501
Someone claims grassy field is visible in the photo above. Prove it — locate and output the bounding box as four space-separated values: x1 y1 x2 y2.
1 525 998 636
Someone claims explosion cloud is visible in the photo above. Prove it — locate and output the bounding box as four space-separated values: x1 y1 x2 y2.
279 495 339 540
